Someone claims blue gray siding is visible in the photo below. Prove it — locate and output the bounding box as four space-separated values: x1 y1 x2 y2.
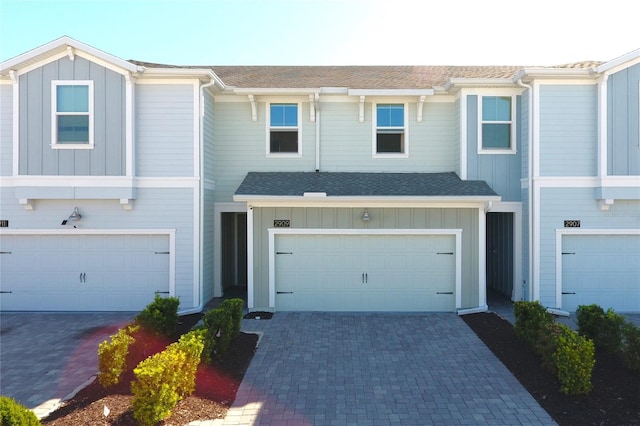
466 95 522 201
539 85 597 177
202 90 216 303
607 63 640 176
0 85 12 176
136 84 196 177
18 56 126 176
520 90 530 179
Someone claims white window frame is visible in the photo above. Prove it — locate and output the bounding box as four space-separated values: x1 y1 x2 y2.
266 102 302 157
372 102 409 158
478 95 516 155
51 80 94 150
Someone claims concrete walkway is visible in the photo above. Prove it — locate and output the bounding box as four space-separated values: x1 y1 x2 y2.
210 313 556 425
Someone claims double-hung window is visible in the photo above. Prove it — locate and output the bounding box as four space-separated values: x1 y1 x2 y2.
375 103 407 156
52 81 94 149
480 95 515 153
268 103 300 155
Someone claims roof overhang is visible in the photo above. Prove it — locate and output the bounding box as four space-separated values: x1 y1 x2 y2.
596 48 640 74
444 78 516 92
512 67 599 83
138 67 225 87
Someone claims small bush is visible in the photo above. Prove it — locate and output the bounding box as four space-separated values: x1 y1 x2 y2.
98 323 139 388
221 298 245 338
535 322 563 374
0 396 40 426
135 294 180 337
552 324 595 395
131 330 204 426
202 307 233 361
621 322 640 374
514 301 554 348
576 304 625 352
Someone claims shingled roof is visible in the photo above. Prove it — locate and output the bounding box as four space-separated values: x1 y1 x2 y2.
234 172 498 198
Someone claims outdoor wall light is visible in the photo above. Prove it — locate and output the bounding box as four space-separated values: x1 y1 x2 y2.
361 209 371 221
61 207 82 225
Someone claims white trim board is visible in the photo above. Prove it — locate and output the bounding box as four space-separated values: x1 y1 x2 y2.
266 228 463 311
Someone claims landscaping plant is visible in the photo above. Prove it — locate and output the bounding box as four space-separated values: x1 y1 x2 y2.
621 321 640 373
135 295 180 337
552 324 595 395
513 300 554 348
97 324 139 388
0 396 41 426
576 304 624 352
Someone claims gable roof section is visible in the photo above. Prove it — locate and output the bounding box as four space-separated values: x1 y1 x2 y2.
234 172 499 201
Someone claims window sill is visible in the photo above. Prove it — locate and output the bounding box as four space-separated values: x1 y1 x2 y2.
266 153 302 158
373 153 409 159
477 149 517 155
51 144 94 150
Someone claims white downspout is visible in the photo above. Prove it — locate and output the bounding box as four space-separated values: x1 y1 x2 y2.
517 78 533 302
180 76 216 316
314 93 320 171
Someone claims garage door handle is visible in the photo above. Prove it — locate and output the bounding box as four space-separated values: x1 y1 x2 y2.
155 291 170 294
0 251 12 254
562 252 575 255
0 291 12 294
276 252 293 255
437 292 453 295
437 252 454 255
562 292 576 295
277 291 293 294
155 251 170 254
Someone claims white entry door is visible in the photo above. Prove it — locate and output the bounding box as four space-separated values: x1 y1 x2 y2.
0 234 170 312
275 234 456 312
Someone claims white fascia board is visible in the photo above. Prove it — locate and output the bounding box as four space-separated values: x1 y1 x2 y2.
140 68 225 87
445 78 516 91
1 36 140 75
348 89 435 96
233 195 501 208
512 68 598 82
596 48 640 73
234 87 321 96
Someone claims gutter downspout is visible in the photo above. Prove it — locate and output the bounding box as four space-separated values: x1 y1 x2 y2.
314 93 320 171
517 78 533 302
180 76 217 316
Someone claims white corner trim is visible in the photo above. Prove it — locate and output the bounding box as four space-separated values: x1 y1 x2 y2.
460 93 467 180
359 95 365 123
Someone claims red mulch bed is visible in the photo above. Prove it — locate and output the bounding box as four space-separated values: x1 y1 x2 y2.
462 312 640 426
42 313 258 425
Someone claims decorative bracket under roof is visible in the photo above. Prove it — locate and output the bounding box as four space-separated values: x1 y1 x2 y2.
120 198 133 210
359 96 366 123
18 198 33 210
66 46 75 61
309 93 319 122
417 95 426 123
598 199 614 211
8 70 17 83
248 95 257 122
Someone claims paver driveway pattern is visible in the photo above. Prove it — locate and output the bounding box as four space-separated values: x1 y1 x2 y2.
0 312 135 416
218 312 556 426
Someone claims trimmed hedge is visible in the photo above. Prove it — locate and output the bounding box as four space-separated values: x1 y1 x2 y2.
131 330 204 426
97 323 139 388
0 396 40 426
201 298 244 362
513 300 554 348
621 322 640 373
552 324 595 395
576 304 624 353
135 295 180 338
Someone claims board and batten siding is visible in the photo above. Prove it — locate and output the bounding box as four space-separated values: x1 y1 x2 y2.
250 207 480 310
454 97 461 177
211 100 316 204
0 187 199 309
538 85 597 177
537 187 640 307
203 90 215 181
202 188 215 304
520 187 530 300
607 62 640 176
18 56 126 176
0 84 12 176
466 95 522 201
520 90 530 179
136 84 195 177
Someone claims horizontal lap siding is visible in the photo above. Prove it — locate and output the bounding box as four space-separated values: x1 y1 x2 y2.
539 85 597 177
608 63 640 176
0 85 12 176
136 84 195 177
251 207 479 310
18 57 125 176
538 188 640 307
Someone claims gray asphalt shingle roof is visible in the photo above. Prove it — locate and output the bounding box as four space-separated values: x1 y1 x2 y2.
234 172 498 198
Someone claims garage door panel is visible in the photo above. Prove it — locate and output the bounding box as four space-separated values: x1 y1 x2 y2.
562 235 640 312
275 234 456 312
0 234 170 312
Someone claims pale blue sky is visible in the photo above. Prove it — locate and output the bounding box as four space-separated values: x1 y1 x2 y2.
1 0 637 66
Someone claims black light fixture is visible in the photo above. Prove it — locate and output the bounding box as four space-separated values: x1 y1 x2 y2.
361 209 371 221
61 207 82 225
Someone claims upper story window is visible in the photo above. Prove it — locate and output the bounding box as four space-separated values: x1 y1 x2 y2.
268 103 300 155
51 81 94 149
479 95 515 153
374 103 407 156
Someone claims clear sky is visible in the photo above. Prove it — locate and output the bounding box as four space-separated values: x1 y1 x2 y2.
1 0 637 67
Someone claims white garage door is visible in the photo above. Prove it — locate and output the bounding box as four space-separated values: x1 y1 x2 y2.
562 234 640 312
275 234 456 312
0 234 170 312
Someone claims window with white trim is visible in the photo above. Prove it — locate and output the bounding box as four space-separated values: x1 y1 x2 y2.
268 103 300 155
479 95 516 153
52 81 94 149
374 103 407 155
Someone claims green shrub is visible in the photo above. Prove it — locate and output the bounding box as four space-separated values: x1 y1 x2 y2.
0 396 40 426
221 298 245 338
513 301 554 348
202 307 233 361
535 322 563 374
135 294 180 337
552 324 595 395
98 323 139 388
576 304 625 352
131 330 204 426
621 322 640 374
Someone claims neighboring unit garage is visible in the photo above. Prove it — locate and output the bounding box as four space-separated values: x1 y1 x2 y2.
0 230 175 312
270 230 462 312
557 230 640 312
